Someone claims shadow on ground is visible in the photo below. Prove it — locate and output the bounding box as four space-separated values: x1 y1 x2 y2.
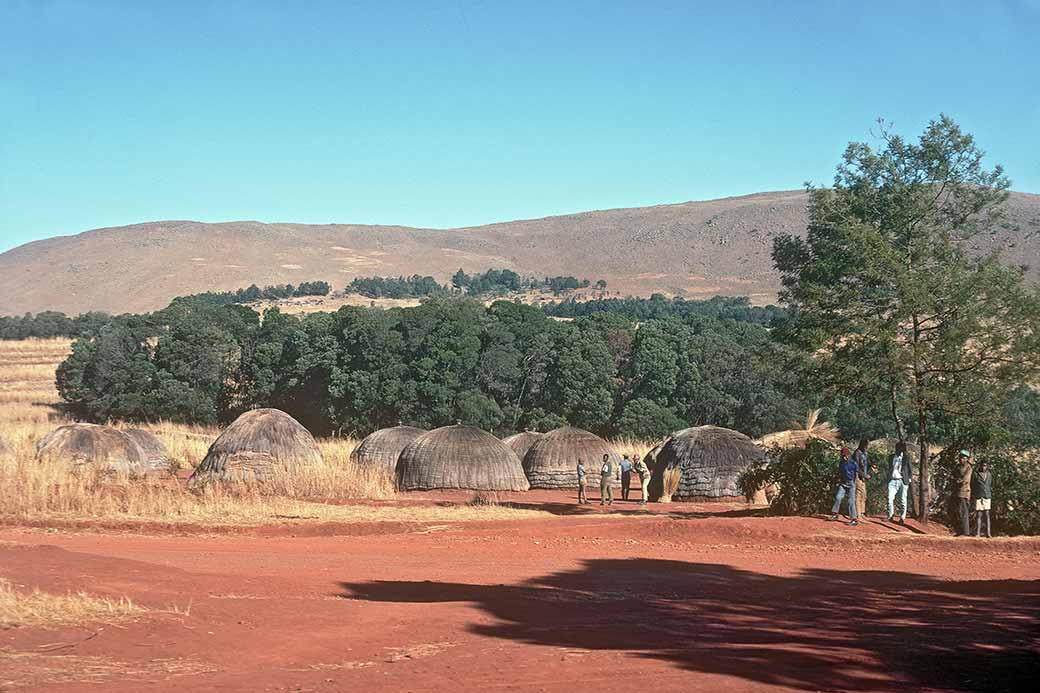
342 559 1039 692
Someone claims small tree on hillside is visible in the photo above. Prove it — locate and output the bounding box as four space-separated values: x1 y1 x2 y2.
773 115 1040 523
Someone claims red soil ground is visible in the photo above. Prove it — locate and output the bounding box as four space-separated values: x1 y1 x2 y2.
2 494 1037 692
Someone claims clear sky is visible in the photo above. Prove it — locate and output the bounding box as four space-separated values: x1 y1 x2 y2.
1 1 1038 253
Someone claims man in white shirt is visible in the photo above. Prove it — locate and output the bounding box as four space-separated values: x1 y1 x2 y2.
886 441 913 523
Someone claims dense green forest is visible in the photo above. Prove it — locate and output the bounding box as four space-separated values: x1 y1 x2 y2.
53 295 813 439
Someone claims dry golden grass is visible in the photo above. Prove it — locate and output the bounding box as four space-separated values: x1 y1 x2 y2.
611 436 657 460
0 577 143 628
0 338 71 424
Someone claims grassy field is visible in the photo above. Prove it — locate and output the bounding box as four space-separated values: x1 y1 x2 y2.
0 339 654 527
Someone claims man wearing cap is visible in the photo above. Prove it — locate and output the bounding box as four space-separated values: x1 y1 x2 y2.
633 453 650 504
954 450 974 536
828 447 859 526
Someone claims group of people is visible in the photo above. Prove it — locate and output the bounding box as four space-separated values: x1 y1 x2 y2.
829 440 995 537
576 453 650 505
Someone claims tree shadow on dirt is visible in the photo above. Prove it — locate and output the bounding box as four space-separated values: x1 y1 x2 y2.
341 559 1039 691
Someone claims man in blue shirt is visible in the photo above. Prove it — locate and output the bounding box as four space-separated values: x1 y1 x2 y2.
828 447 860 526
619 455 634 501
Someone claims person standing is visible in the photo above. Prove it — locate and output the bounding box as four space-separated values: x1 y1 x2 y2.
853 438 871 518
576 459 589 505
828 447 859 526
633 453 650 504
971 460 993 538
599 453 616 506
886 441 913 523
619 455 634 501
954 450 974 536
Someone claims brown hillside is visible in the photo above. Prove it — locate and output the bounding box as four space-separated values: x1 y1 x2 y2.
1 190 1037 315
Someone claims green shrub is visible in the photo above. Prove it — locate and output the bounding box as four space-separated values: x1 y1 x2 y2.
740 440 838 515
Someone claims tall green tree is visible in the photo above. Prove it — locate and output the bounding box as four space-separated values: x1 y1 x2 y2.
773 115 1040 522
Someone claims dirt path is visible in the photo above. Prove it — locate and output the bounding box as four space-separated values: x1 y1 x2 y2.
1 503 1037 692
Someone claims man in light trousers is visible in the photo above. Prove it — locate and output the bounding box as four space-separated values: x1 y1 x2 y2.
886 441 913 524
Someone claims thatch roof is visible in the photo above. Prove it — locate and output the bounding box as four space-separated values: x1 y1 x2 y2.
643 437 671 469
522 426 622 489
122 429 174 473
502 431 543 461
35 423 149 474
351 425 426 469
397 424 529 492
755 409 841 450
188 408 322 485
650 425 767 502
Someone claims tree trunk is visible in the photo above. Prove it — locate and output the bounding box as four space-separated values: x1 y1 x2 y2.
917 408 929 524
889 378 905 442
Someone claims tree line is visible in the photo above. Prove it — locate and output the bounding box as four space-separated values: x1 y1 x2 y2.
54 295 806 440
180 280 331 305
0 311 112 340
542 294 784 325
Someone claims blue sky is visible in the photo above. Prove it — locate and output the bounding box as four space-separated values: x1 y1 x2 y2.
1 0 1038 252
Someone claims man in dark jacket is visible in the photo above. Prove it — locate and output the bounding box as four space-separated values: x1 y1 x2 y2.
828 447 859 526
971 460 993 538
954 450 974 536
886 441 913 523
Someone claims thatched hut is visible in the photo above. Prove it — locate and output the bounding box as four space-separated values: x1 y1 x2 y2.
522 426 622 489
502 431 543 461
35 423 149 474
188 409 322 485
351 424 426 469
650 425 768 502
123 429 174 473
396 424 529 492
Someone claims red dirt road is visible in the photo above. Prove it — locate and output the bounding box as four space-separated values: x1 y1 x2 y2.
2 500 1038 692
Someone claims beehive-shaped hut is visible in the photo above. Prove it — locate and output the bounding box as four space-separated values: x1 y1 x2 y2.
188 409 322 485
650 425 767 502
502 431 543 461
396 424 529 491
123 429 175 473
351 424 426 469
36 423 148 474
522 426 622 489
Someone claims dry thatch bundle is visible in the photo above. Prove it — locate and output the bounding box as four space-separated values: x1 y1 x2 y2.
351 425 426 469
650 425 768 502
755 409 841 449
501 431 543 461
122 429 174 473
522 426 622 489
36 423 149 474
188 409 322 485
397 424 530 492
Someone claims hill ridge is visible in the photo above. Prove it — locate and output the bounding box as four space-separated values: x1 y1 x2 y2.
2 190 1037 316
